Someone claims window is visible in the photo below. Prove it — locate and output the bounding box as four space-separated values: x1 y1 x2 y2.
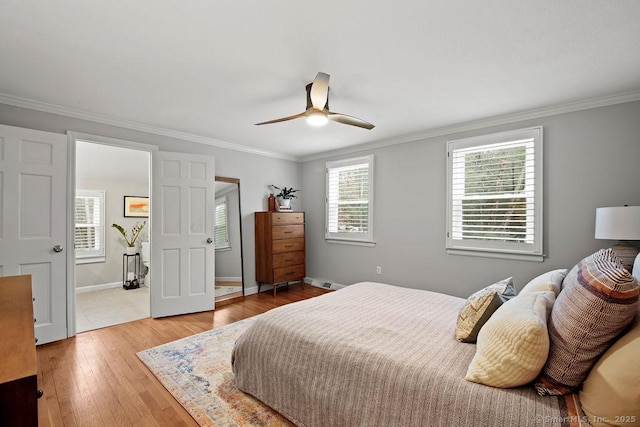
326 155 374 244
214 196 230 249
446 127 543 261
75 190 106 263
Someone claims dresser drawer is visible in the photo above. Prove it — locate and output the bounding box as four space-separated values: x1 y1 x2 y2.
273 264 305 283
272 225 304 240
272 238 305 254
273 251 304 268
272 212 304 225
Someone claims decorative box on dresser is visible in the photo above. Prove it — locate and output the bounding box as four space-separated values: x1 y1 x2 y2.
255 211 306 296
0 275 39 427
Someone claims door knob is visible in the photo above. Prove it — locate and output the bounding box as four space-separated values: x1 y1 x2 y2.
53 245 63 252
206 238 213 244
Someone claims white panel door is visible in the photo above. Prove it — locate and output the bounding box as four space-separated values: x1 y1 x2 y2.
151 151 215 317
0 124 68 344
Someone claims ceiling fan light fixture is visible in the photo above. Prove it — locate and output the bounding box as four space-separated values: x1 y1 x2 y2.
306 110 328 127
255 72 374 129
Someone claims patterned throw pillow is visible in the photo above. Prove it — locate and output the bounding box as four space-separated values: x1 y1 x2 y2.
465 290 556 388
535 249 640 396
455 277 516 343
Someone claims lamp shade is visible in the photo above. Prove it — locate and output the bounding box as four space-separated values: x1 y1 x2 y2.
595 206 640 240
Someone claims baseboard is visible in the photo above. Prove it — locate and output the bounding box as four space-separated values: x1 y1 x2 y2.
76 281 121 293
245 281 303 296
215 276 242 282
244 285 259 296
304 276 346 291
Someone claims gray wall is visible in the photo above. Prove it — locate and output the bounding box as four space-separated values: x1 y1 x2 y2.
75 178 148 288
4 101 639 299
301 101 640 297
0 103 303 291
215 185 243 279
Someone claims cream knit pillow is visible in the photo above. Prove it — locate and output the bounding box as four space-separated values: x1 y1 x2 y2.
465 290 555 388
519 269 568 296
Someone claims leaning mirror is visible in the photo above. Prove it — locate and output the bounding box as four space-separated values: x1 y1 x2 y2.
214 176 244 302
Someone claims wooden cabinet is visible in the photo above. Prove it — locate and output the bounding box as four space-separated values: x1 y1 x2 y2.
0 275 38 427
255 212 306 296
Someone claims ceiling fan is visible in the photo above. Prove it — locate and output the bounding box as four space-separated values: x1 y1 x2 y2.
255 72 375 130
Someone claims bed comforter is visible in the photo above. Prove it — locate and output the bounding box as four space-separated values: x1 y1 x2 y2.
231 282 584 427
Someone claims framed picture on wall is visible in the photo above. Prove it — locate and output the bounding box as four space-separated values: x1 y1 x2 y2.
124 196 149 218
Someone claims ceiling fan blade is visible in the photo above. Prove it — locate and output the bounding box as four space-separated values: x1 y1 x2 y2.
328 112 375 130
310 72 330 110
255 112 306 125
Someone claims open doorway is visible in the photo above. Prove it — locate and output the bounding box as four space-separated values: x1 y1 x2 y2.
214 176 244 303
74 141 151 332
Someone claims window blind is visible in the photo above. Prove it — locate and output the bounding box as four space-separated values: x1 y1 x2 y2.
214 197 229 249
75 190 105 259
446 127 542 260
326 155 374 243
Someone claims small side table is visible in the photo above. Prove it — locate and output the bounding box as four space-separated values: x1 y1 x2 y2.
122 253 140 290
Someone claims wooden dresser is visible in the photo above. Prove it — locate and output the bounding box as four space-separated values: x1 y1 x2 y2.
0 275 38 427
255 211 305 296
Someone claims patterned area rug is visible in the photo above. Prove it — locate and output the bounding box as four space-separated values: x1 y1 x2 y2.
137 316 292 426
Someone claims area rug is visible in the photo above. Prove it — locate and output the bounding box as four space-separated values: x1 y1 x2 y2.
137 316 293 426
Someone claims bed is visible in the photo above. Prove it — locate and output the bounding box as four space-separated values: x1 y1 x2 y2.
231 282 585 427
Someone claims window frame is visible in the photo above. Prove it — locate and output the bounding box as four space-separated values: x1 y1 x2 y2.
75 189 106 264
214 195 230 250
325 155 375 246
446 126 543 261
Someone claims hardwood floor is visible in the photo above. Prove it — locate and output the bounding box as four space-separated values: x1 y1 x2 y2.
37 284 330 426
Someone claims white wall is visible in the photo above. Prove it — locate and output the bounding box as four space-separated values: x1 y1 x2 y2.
0 103 303 291
75 178 148 288
301 101 640 297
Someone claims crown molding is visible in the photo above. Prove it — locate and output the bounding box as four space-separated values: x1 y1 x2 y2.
0 93 297 161
299 90 640 162
2 90 639 164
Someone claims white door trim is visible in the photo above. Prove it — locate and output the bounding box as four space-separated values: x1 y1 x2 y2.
66 131 158 337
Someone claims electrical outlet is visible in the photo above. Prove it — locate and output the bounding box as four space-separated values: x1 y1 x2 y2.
376 266 382 275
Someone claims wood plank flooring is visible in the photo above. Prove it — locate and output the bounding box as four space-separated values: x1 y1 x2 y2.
37 284 330 427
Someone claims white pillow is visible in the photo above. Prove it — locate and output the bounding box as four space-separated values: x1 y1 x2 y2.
519 269 567 296
633 252 640 282
465 290 555 388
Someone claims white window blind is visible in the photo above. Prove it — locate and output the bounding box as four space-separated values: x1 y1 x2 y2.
75 190 105 261
214 196 230 249
326 155 374 244
446 127 543 261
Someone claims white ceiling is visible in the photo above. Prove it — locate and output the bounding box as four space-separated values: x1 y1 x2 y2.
1 1 639 160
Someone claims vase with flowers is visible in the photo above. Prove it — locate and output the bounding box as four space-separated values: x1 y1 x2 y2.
112 221 146 254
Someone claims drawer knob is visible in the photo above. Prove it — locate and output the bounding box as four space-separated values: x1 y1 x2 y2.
284 231 293 234
285 244 293 247
285 258 294 262
286 271 295 276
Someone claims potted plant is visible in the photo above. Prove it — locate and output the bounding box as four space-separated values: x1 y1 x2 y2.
270 185 299 208
112 221 146 254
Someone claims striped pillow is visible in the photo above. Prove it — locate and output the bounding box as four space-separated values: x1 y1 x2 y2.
535 249 639 395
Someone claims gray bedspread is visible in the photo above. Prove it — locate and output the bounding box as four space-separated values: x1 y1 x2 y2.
232 282 582 427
